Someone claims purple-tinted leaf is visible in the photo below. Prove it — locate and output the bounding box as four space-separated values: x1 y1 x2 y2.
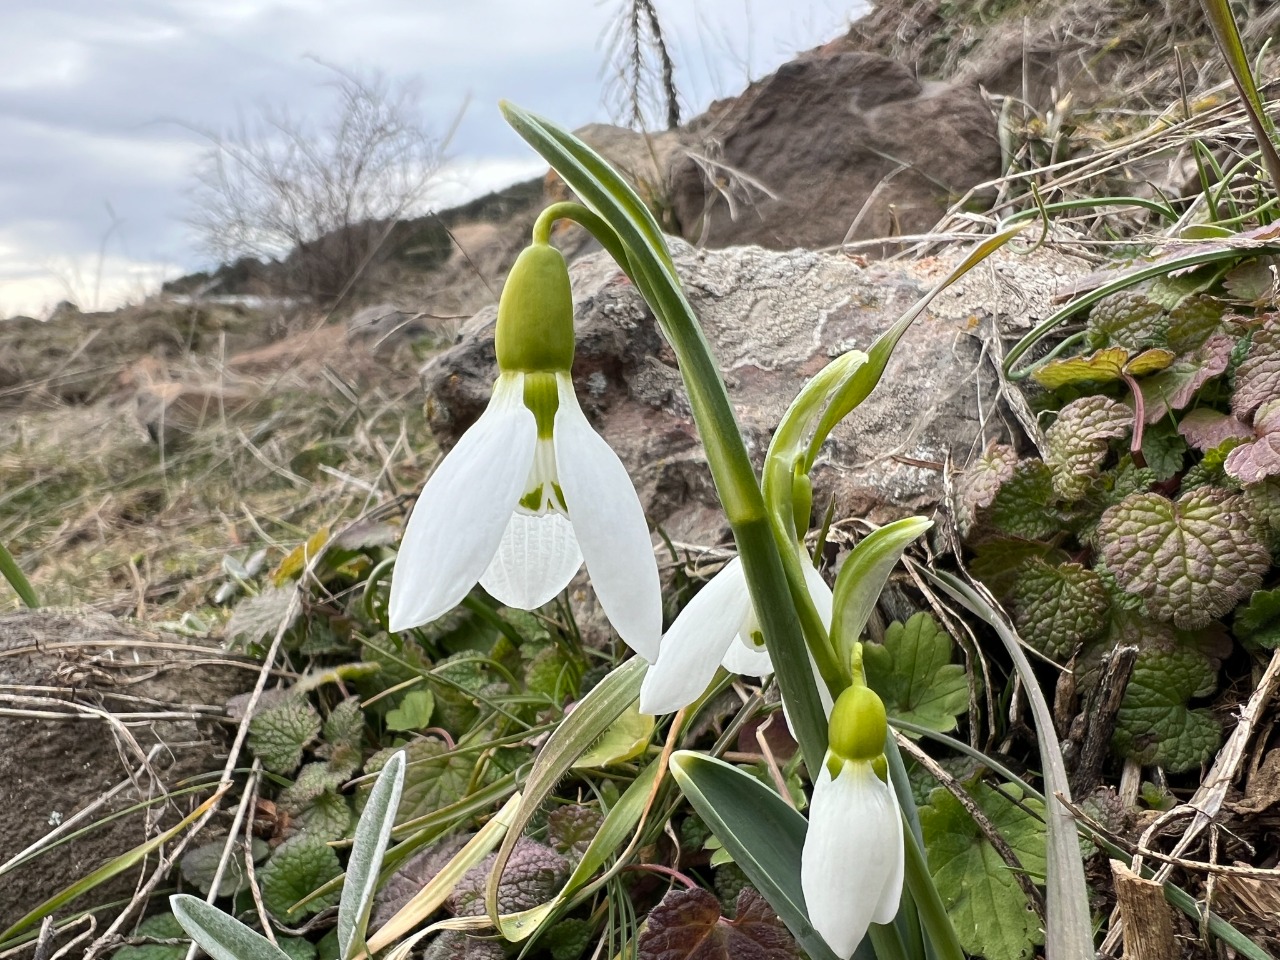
1044 396 1132 500
1224 401 1280 483
1097 488 1269 628
1139 333 1235 422
1178 409 1254 451
1233 316 1280 419
637 888 802 960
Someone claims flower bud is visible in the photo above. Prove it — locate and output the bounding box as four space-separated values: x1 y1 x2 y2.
496 243 575 374
828 684 888 764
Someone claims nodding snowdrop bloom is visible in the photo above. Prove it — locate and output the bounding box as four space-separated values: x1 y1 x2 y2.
637 550 833 716
388 242 662 661
802 673 904 959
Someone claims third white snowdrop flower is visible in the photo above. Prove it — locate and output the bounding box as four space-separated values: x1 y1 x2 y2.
638 550 833 716
801 663 904 959
388 241 662 661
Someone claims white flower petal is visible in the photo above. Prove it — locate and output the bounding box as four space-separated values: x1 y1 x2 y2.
639 559 753 714
480 511 583 609
720 634 773 677
553 378 662 661
802 556 835 628
801 760 904 959
388 376 536 632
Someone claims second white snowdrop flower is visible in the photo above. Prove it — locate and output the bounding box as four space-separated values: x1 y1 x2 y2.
801 663 904 959
638 550 833 716
388 241 662 661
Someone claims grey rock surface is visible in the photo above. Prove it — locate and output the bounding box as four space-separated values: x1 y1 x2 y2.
419 239 1089 550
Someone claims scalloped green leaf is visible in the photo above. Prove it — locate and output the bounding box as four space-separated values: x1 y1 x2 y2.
292 789 352 842
322 697 366 752
919 781 1047 960
990 461 1061 541
365 738 473 826
1045 396 1132 499
260 834 342 919
249 696 321 775
956 443 1018 536
1008 560 1109 661
1139 333 1235 423
1087 290 1168 349
1166 294 1226 353
385 689 435 732
113 914 189 960
1232 314 1280 419
1235 588 1280 649
1096 488 1269 628
1113 646 1222 772
1140 420 1188 482
863 612 968 734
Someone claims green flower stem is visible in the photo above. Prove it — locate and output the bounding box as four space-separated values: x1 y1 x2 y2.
903 817 967 960
0 540 38 609
532 202 633 273
505 106 829 766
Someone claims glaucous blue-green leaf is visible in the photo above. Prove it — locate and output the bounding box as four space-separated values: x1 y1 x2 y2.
339 749 404 960
170 895 292 960
829 516 932 669
668 752 841 960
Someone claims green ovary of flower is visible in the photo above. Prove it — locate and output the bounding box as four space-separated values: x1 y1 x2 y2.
828 684 888 766
495 242 575 374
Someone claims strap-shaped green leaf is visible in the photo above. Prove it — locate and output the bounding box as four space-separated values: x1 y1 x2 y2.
170 894 292 960
338 748 405 960
669 751 847 960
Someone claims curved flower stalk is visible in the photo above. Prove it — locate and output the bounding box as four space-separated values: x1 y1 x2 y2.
388 241 662 661
638 550 833 716
802 652 904 959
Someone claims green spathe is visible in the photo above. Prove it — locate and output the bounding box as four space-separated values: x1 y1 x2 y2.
496 243 575 373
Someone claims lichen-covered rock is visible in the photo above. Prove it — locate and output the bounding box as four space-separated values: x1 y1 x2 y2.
419 240 1088 556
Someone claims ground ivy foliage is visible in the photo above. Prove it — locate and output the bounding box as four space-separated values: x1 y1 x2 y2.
919 781 1047 960
959 259 1280 775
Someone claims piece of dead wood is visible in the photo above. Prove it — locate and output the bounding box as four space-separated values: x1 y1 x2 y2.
1070 644 1138 797
1111 859 1177 960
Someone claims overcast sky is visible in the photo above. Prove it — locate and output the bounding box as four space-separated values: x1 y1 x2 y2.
0 0 868 318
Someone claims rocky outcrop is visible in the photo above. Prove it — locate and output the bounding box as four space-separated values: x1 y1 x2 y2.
0 610 250 926
666 52 1000 251
419 238 1088 549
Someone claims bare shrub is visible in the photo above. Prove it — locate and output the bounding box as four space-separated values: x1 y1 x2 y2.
187 62 446 301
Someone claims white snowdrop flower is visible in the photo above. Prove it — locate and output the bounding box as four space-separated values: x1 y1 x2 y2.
388 242 662 661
